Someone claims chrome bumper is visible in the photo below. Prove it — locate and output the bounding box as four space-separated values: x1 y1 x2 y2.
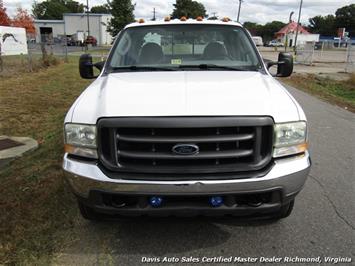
63 152 311 199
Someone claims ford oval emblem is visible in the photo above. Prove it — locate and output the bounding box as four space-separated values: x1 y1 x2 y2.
172 144 199 155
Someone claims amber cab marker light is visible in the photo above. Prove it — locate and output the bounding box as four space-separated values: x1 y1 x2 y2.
222 17 231 22
138 18 145 23
180 16 187 21
164 16 171 22
196 16 203 21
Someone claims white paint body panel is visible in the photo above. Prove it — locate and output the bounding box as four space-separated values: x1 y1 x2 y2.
65 20 306 125
66 71 302 124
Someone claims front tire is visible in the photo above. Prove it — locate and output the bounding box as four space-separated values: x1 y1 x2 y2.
78 201 102 221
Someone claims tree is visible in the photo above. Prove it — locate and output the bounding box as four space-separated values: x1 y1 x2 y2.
108 0 135 36
0 6 11 26
32 0 84 20
308 15 336 36
243 21 286 41
260 21 286 42
335 4 355 37
12 8 36 34
243 21 262 36
171 0 207 19
91 4 110 14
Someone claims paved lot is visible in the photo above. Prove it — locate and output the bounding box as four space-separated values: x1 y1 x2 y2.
258 46 349 63
54 86 355 265
259 47 349 75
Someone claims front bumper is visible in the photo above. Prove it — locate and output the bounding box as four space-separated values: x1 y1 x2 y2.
63 152 310 201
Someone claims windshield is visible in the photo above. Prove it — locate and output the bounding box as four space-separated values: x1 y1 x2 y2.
107 24 262 72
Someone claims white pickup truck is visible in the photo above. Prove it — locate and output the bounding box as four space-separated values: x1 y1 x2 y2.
63 18 311 220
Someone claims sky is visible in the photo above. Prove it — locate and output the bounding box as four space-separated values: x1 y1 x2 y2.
3 0 353 25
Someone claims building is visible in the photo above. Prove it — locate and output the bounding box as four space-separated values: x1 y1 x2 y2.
34 19 65 43
276 21 319 47
34 13 113 46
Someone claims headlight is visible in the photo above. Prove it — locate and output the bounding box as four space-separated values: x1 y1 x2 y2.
273 121 308 158
64 124 97 159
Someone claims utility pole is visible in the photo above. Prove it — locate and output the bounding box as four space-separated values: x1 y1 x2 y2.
237 0 243 22
85 0 90 51
86 0 90 36
152 8 156 21
294 0 303 54
286 11 294 51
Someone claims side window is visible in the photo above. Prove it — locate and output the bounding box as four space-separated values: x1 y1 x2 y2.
162 31 226 56
197 31 226 55
163 32 194 55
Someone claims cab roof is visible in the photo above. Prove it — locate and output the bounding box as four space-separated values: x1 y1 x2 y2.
125 19 243 29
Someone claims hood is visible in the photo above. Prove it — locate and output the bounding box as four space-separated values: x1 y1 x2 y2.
69 71 300 124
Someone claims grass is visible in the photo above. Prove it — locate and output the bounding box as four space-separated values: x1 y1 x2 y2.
0 57 92 264
0 54 61 78
283 73 355 112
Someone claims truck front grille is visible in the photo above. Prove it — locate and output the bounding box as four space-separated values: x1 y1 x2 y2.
98 117 274 175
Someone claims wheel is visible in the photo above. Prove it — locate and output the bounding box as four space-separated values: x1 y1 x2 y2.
270 200 294 220
78 201 102 221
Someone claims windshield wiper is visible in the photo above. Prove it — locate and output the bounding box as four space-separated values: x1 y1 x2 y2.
178 64 258 71
109 66 178 72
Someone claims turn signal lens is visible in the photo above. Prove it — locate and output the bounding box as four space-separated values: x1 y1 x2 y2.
273 143 308 158
64 144 98 159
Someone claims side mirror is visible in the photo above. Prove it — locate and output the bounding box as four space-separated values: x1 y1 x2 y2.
277 52 293 77
266 52 294 77
79 54 94 79
94 61 105 72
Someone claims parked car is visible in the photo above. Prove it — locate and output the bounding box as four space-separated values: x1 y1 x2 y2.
266 40 284 47
63 18 311 220
252 36 264 46
314 41 323 50
85 35 97 46
66 36 76 46
71 32 85 46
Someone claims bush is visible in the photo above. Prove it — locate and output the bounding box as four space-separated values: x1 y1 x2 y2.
41 54 61 67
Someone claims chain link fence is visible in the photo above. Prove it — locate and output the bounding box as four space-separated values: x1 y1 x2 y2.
0 33 109 78
345 42 354 73
295 42 315 65
295 40 354 73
